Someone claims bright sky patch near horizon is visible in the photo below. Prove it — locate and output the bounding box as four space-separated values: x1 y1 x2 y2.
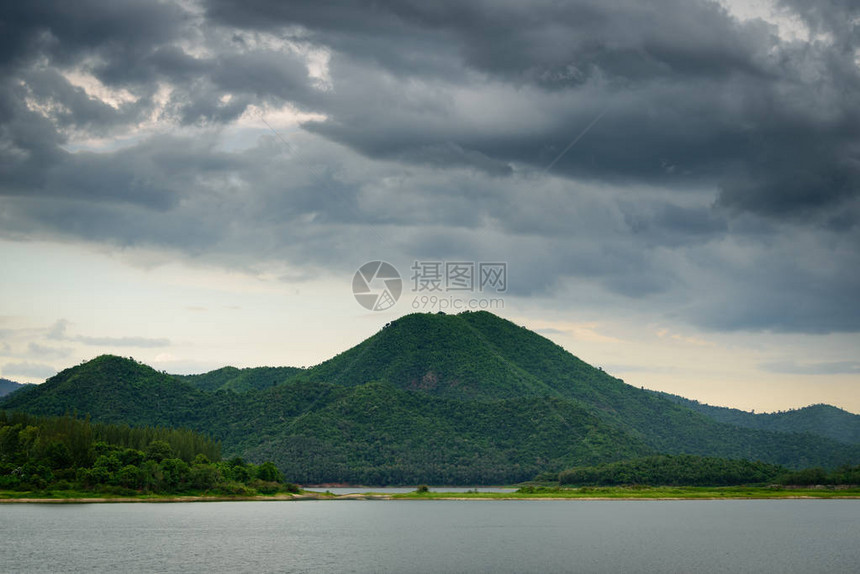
1 0 858 414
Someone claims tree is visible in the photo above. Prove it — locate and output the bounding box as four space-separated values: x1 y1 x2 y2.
119 449 145 467
193 453 211 465
256 461 283 483
190 463 219 490
145 440 173 462
117 465 143 489
159 458 190 490
45 441 72 470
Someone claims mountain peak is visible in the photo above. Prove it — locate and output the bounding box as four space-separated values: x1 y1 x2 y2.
303 310 566 399
0 353 200 425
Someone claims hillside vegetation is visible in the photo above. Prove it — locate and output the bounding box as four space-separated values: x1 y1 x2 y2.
557 455 786 487
177 366 304 393
653 391 860 444
0 411 295 496
2 312 859 484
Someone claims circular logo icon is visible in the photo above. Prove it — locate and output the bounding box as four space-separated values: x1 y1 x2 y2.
352 261 402 311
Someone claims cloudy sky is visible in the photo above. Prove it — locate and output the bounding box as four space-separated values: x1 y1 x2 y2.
1 0 858 413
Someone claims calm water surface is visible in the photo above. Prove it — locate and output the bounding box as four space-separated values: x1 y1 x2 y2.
2 500 858 573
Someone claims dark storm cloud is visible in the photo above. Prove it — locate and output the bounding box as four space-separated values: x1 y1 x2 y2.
19 68 128 130
204 0 859 224
0 0 185 71
622 202 729 247
777 0 860 47
679 223 860 333
3 130 241 209
0 0 317 205
205 0 765 82
0 0 858 334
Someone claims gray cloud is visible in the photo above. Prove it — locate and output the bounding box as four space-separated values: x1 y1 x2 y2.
207 0 860 223
2 361 57 379
75 335 171 348
777 0 860 48
0 0 858 336
46 319 170 348
26 342 73 360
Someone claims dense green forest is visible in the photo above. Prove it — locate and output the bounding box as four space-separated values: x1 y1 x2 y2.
778 465 860 486
242 382 654 484
555 455 786 486
652 391 860 444
0 411 296 495
176 366 304 393
294 313 860 467
549 455 860 487
2 312 859 485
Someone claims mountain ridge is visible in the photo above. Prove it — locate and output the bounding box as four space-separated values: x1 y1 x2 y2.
2 311 858 483
0 378 31 398
651 390 860 444
176 366 304 393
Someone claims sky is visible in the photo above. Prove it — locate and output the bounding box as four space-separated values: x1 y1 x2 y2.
1 0 859 413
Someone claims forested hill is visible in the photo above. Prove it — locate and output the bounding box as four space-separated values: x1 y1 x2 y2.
0 378 30 398
2 312 859 484
0 356 211 428
651 391 860 444
299 311 629 401
294 313 860 467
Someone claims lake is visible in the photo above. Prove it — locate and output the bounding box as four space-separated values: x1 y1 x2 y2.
2 500 858 573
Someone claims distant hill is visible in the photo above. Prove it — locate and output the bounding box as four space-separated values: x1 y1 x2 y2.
652 391 860 444
0 356 211 428
0 378 31 398
176 366 304 393
2 312 859 483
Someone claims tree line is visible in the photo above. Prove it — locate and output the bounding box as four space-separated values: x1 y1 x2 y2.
551 454 860 487
778 465 860 486
0 411 297 495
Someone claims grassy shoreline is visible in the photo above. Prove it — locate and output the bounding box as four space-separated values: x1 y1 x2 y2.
2 486 859 502
392 486 860 500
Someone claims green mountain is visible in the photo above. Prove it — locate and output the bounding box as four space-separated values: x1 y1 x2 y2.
1 358 652 483
297 312 860 466
2 312 859 484
652 391 860 444
176 366 304 393
0 356 211 428
0 378 30 398
241 380 653 484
